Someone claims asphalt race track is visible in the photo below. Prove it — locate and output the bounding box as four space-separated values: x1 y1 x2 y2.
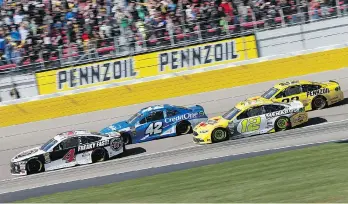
1 68 348 201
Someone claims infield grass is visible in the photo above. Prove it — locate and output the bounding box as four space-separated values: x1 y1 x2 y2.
17 142 348 203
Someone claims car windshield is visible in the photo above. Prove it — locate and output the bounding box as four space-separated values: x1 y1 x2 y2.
127 112 141 124
261 87 279 99
222 107 241 120
40 138 58 152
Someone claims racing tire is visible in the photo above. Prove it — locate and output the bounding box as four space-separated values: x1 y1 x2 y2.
211 128 228 143
91 148 108 163
121 133 132 145
312 95 327 110
26 159 44 175
176 121 192 135
274 116 291 132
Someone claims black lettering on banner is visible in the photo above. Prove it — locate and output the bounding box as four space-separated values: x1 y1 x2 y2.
231 41 239 59
204 45 212 64
91 65 100 83
181 50 189 68
69 69 77 87
130 58 136 77
215 44 223 61
192 47 201 66
103 63 111 82
159 53 168 72
79 67 89 85
123 60 128 78
57 71 67 89
113 61 121 79
171 51 178 69
306 88 330 97
157 39 241 71
282 96 299 103
55 58 138 90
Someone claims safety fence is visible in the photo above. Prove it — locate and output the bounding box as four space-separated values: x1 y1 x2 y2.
0 2 348 75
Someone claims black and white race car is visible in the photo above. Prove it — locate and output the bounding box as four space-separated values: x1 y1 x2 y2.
10 130 125 176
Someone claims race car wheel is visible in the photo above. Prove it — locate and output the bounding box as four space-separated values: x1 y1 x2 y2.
211 128 228 143
92 148 107 163
275 117 291 132
121 133 132 145
312 96 327 110
26 159 44 175
176 121 192 135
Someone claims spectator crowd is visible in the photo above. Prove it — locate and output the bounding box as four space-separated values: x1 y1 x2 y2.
0 0 347 71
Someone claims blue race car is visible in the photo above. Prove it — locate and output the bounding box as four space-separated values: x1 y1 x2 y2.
100 104 208 144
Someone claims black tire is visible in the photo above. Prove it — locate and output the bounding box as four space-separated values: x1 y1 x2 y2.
91 148 107 163
176 121 192 135
121 133 132 145
312 95 327 110
26 159 44 175
211 128 228 143
274 116 291 132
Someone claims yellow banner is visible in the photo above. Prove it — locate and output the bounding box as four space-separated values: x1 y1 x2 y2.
35 35 258 95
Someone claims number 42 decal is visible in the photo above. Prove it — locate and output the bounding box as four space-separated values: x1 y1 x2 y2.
145 122 163 136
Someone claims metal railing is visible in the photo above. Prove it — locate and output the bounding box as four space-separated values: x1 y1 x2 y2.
0 1 347 75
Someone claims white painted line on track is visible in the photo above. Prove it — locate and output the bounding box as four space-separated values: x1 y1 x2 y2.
1 118 348 195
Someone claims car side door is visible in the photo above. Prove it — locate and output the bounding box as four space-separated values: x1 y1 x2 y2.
48 137 78 170
143 110 165 138
234 106 267 137
273 85 307 104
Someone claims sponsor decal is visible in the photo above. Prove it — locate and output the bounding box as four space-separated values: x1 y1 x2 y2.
307 88 330 97
164 112 199 123
110 138 122 151
78 140 110 151
15 148 38 159
265 109 298 119
44 153 51 164
82 151 91 158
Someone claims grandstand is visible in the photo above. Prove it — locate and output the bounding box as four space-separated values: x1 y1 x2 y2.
0 0 347 73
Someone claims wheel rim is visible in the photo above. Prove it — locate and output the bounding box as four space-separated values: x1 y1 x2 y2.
314 97 325 109
277 118 288 130
181 124 191 134
178 123 191 134
214 129 226 140
28 160 41 173
94 149 105 162
124 136 130 144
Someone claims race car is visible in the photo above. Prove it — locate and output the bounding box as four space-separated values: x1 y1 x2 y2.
254 80 344 111
10 130 124 176
193 98 308 144
100 104 208 144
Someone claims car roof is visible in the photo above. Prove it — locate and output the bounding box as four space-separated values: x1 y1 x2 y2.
235 97 274 110
139 104 173 113
53 130 104 141
273 80 322 89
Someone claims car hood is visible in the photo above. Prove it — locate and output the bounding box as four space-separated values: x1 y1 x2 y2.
11 146 45 163
100 120 131 134
194 116 227 132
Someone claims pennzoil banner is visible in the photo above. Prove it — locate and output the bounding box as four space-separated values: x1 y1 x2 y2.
35 35 258 95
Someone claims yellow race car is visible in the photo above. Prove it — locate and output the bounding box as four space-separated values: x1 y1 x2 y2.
253 80 344 111
193 98 308 144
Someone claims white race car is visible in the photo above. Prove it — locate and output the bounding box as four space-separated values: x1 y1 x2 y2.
10 130 125 176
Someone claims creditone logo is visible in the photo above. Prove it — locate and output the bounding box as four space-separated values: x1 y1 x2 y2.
165 113 199 123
